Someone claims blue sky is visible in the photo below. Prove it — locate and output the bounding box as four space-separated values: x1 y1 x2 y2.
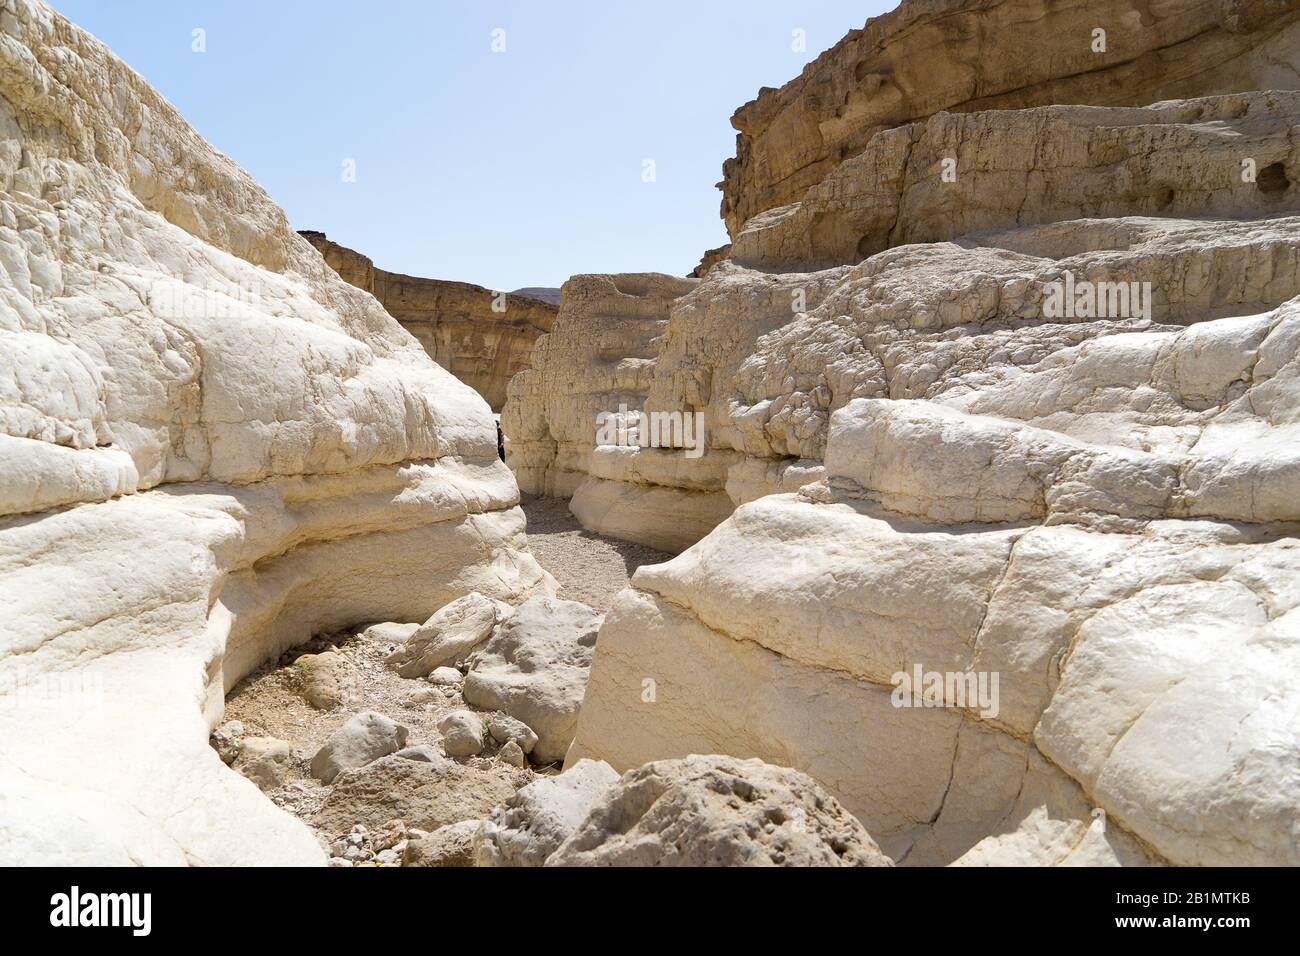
49 1 891 291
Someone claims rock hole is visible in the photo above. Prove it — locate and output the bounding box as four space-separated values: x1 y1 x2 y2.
1258 162 1289 199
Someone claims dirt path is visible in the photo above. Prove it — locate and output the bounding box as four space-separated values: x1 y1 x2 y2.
520 495 673 611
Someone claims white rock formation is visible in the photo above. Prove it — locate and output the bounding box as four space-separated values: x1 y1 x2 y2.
567 97 1300 864
0 0 551 865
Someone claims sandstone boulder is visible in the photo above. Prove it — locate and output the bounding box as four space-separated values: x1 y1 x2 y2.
295 651 359 711
548 755 893 867
475 758 620 867
463 597 603 763
310 712 409 784
232 737 294 793
387 592 511 679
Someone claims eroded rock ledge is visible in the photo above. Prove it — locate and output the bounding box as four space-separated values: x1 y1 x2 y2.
718 0 1300 236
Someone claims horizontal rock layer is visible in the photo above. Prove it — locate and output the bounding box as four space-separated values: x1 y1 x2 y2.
0 0 551 865
719 0 1300 235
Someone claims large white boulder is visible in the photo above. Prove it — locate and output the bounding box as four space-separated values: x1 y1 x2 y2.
463 597 603 763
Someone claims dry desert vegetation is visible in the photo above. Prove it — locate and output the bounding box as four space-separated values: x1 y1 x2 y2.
1 0 1298 869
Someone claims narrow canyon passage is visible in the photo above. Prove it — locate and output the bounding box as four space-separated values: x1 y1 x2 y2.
518 495 673 612
216 496 670 862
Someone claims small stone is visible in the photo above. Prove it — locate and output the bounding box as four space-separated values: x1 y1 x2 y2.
487 714 538 755
428 667 464 687
361 622 420 644
374 819 407 851
232 736 293 792
438 710 485 759
210 720 245 765
498 740 528 768
394 744 441 764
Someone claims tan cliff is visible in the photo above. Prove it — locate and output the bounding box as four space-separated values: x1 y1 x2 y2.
301 232 558 410
718 0 1300 238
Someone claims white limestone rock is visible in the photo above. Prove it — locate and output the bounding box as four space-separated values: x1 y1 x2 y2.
437 710 486 760
475 758 619 867
0 0 553 865
463 597 603 763
387 592 512 679
310 711 409 784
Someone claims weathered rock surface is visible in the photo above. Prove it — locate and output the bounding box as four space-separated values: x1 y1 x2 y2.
502 272 733 551
0 0 552 865
403 820 482 867
463 597 603 763
731 93 1300 271
233 737 294 792
315 753 522 833
548 755 893 867
718 0 1300 235
566 24 1300 867
475 758 619 867
310 711 409 784
437 710 486 759
301 232 557 410
387 591 510 678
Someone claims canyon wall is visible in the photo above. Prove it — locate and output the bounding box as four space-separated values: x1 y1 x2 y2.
302 232 557 410
719 0 1300 237
0 0 552 865
564 6 1300 865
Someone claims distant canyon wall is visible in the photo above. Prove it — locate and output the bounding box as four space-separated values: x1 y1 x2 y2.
301 232 557 410
718 0 1300 240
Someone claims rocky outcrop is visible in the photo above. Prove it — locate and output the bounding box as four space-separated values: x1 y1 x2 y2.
718 0 1300 236
301 232 557 410
0 0 551 865
570 211 1300 865
501 272 738 552
731 93 1300 271
564 14 1300 865
548 755 893 867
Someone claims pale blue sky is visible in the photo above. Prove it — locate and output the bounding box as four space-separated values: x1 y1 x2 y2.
50 1 892 291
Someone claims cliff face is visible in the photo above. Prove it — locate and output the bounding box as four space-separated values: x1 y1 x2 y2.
560 6 1300 865
0 0 552 865
301 232 557 410
719 0 1300 237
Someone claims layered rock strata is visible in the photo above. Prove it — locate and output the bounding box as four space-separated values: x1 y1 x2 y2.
564 23 1300 865
301 232 557 410
719 0 1300 236
0 0 550 865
